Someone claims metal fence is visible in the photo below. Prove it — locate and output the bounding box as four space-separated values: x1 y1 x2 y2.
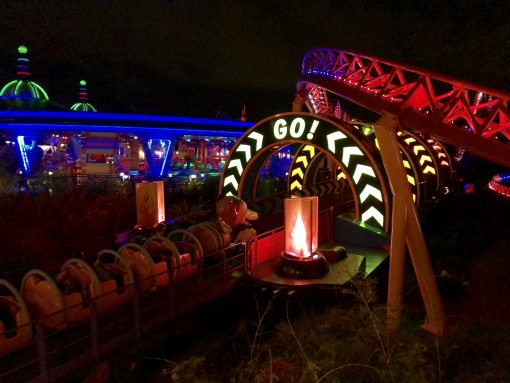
0 242 246 383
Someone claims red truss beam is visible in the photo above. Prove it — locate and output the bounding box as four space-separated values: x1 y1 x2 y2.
298 48 510 168
307 85 330 114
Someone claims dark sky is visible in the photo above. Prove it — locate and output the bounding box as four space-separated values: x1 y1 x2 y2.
1 0 509 121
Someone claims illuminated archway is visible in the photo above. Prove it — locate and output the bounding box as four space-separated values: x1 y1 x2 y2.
219 112 390 230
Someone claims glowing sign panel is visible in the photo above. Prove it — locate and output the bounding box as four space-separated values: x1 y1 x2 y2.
220 113 389 230
273 117 320 140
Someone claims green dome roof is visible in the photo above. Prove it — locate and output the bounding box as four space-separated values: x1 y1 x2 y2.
70 79 97 112
0 79 49 100
0 46 50 100
70 102 97 112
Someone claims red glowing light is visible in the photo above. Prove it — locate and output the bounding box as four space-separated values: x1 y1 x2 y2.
284 196 318 260
290 213 311 258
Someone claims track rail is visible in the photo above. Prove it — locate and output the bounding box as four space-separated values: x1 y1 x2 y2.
297 48 510 167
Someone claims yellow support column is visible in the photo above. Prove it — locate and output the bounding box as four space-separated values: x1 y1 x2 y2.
373 113 445 336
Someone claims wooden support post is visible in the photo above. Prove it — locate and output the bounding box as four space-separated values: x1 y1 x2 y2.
373 113 445 336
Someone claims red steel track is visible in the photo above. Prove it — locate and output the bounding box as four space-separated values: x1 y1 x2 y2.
297 48 510 168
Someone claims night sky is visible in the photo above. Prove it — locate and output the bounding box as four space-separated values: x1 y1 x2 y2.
1 1 509 121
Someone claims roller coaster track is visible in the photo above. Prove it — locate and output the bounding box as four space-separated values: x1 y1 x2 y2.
296 48 510 168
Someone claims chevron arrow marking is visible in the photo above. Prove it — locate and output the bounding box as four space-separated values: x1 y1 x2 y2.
342 146 363 167
223 175 239 190
248 131 264 151
291 168 304 178
361 206 384 227
419 155 433 166
359 184 383 203
407 174 416 185
327 131 347 153
303 145 316 157
352 164 376 184
423 165 436 174
413 145 426 156
227 159 243 176
295 156 308 167
404 137 416 144
236 144 252 162
290 180 302 190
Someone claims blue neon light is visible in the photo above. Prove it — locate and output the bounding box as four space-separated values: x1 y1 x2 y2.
159 139 171 177
146 138 172 177
17 135 30 173
1 123 245 138
0 111 253 129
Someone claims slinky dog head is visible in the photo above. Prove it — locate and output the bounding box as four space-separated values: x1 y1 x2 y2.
215 195 258 230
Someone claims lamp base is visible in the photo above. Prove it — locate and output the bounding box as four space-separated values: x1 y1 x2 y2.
276 251 329 279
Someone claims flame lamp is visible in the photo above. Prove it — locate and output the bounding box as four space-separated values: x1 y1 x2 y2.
136 180 165 227
277 196 329 279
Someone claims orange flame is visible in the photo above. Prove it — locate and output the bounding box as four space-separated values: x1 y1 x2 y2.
290 214 311 259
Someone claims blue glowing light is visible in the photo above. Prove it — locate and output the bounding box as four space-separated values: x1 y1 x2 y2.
0 111 253 130
16 135 35 173
159 139 171 177
1 111 252 178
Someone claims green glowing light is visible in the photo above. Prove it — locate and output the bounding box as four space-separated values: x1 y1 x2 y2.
18 46 28 54
80 80 87 86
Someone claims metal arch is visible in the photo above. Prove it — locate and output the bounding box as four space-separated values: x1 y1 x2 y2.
298 48 510 168
397 132 438 202
219 112 390 231
245 143 296 201
399 131 441 192
397 143 422 205
291 120 423 206
288 144 354 198
424 137 453 184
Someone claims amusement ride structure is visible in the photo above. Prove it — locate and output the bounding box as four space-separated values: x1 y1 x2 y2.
1 47 510 382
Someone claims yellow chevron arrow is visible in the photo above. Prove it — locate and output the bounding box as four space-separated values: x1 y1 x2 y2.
295 156 308 167
423 165 436 174
419 155 433 166
303 145 316 157
291 168 304 178
413 145 426 156
290 180 303 190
